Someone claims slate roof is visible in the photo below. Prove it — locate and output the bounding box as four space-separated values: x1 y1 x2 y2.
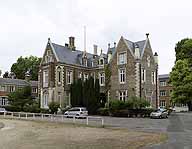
52 43 107 67
124 39 146 56
0 78 38 87
159 74 169 79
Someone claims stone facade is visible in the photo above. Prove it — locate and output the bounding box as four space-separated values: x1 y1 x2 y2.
39 34 159 109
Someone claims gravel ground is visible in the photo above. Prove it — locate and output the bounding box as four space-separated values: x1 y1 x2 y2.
0 119 166 149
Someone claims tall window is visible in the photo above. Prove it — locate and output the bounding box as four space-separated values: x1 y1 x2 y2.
151 71 155 84
67 71 72 84
57 67 61 84
147 56 150 67
43 70 48 87
118 52 127 65
119 69 126 84
99 58 104 65
84 74 88 81
160 90 166 96
78 72 82 79
99 73 105 86
119 91 127 102
142 69 146 82
43 93 48 108
160 100 166 107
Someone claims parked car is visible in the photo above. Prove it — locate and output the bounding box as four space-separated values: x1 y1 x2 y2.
64 107 88 118
0 108 6 114
150 109 168 119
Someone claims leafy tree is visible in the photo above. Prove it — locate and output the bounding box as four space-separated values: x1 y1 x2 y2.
48 102 60 114
104 64 111 96
170 59 192 110
3 71 9 78
8 86 33 111
175 38 192 65
11 56 42 80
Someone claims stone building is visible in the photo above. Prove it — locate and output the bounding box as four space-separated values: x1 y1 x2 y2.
159 74 188 111
0 78 38 106
39 34 159 109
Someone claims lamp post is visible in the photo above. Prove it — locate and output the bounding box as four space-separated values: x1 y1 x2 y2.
154 52 158 109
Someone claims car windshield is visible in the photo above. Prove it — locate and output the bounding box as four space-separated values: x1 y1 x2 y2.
69 108 80 111
154 110 162 113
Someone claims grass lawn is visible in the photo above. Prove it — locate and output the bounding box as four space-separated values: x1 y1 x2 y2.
0 119 167 149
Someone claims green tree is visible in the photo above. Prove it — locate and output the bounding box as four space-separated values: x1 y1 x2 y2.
70 77 100 114
48 102 60 114
8 86 33 111
175 38 192 65
170 59 192 110
11 56 42 80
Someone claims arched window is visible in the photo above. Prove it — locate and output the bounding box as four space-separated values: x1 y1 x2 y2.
57 67 61 84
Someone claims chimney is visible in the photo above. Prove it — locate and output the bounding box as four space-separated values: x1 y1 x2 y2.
93 44 98 55
114 42 116 47
108 43 110 49
154 52 158 64
69 36 75 50
146 33 149 38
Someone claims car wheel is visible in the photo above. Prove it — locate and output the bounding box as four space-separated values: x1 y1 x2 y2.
159 115 162 119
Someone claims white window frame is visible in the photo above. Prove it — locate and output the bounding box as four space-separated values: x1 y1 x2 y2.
151 71 156 84
43 70 48 87
119 68 126 84
43 93 48 108
142 68 146 83
160 100 166 107
119 90 127 102
78 72 82 79
160 90 166 96
117 52 127 65
99 72 105 86
66 70 73 84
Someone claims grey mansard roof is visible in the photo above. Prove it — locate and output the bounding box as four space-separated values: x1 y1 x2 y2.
159 74 170 79
0 78 38 87
51 42 107 67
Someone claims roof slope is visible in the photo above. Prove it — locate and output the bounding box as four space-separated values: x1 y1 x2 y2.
124 39 146 56
52 43 107 67
0 78 38 87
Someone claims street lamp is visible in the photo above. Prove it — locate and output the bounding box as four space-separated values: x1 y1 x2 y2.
154 52 158 109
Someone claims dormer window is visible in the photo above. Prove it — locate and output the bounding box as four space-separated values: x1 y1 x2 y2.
100 59 104 65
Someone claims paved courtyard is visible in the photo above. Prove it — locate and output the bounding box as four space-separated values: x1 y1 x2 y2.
102 112 192 149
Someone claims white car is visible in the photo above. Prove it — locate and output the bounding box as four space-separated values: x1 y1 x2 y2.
64 107 88 118
150 110 168 119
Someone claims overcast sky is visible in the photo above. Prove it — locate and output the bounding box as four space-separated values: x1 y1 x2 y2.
1 0 192 75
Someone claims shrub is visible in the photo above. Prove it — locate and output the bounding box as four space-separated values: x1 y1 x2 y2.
23 102 40 113
40 108 50 114
97 108 109 116
5 105 21 112
48 102 60 114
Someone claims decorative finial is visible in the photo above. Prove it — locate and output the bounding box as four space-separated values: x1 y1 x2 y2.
146 33 149 38
108 43 110 49
48 37 50 41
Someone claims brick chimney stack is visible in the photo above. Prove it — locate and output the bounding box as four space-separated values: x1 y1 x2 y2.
69 36 75 50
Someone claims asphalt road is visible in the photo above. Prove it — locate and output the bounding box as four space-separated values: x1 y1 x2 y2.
102 112 192 149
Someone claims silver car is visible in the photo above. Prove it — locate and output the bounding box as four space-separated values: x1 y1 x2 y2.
64 107 88 118
0 108 6 114
150 110 168 119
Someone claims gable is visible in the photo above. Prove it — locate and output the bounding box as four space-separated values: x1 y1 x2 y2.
40 41 57 66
